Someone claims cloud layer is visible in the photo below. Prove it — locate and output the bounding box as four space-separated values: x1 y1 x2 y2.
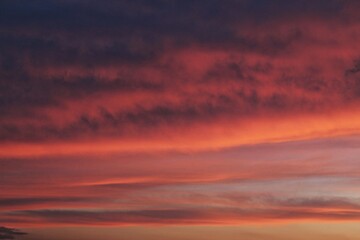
1 136 360 228
1 0 360 156
2 1 360 239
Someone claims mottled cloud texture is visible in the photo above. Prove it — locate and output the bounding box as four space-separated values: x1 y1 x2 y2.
1 0 360 153
1 1 360 240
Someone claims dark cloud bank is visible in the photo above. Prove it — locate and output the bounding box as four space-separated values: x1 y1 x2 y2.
1 0 360 143
0 227 26 240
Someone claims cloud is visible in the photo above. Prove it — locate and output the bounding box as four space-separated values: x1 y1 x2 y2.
5 203 360 226
1 136 360 227
0 197 100 208
1 0 360 153
0 227 26 240
2 1 360 234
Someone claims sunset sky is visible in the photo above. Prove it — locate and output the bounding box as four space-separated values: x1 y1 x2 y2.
1 0 360 239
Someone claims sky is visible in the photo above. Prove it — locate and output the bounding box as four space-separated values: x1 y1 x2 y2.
1 0 360 239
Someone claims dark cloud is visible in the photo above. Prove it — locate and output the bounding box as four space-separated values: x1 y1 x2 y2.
6 204 360 226
344 60 360 98
345 59 360 76
0 69 163 116
0 197 99 208
0 0 360 144
9 209 205 225
0 227 26 240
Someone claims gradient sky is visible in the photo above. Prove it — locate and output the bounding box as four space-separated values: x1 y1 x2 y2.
1 0 360 239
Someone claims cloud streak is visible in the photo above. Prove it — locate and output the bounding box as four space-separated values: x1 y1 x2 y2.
1 136 360 227
0 226 26 240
